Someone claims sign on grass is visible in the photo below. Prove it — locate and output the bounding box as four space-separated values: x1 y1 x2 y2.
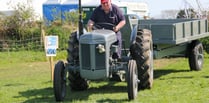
45 36 58 56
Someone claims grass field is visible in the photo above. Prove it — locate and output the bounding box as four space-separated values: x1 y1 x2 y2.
0 51 209 103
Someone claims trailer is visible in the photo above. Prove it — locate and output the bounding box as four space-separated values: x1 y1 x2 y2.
121 15 209 70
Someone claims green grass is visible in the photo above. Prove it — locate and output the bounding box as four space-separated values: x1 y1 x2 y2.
0 51 209 103
0 50 67 65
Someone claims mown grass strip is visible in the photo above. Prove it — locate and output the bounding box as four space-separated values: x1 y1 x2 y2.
0 51 208 103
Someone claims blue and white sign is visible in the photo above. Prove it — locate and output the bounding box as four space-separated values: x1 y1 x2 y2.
45 36 58 56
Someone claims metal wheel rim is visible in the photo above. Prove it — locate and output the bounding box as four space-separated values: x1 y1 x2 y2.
133 63 138 96
197 47 203 67
149 49 153 80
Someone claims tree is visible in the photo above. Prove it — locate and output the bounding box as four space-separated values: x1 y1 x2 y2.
3 0 38 40
176 8 197 19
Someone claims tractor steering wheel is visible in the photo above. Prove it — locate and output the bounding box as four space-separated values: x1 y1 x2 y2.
93 22 116 31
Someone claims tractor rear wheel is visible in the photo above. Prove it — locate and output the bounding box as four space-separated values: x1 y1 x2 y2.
67 31 79 65
188 40 204 71
127 60 138 100
68 71 89 90
130 29 153 89
67 31 89 90
53 61 66 102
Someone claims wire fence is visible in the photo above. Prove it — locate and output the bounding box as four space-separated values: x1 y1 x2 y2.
0 36 44 52
0 36 69 52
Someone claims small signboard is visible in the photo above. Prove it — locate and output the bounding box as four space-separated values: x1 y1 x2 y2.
45 36 58 56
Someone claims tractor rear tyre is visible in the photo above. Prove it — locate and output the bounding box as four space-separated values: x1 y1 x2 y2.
67 31 89 90
67 31 79 64
127 60 138 100
53 61 66 102
130 29 153 89
188 40 204 71
68 71 89 91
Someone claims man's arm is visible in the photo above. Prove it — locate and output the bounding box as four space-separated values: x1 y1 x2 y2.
114 20 126 32
87 20 94 31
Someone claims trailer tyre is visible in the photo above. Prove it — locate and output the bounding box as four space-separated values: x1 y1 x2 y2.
130 29 153 89
53 61 66 102
127 60 138 100
189 40 204 71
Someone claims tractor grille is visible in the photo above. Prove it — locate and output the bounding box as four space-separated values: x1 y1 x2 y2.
80 44 106 70
95 47 106 70
81 44 91 70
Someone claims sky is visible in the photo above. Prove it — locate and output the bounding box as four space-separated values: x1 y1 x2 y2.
0 0 45 18
144 0 209 17
122 0 209 17
0 0 209 18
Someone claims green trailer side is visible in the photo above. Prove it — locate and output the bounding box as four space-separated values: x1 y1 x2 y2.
138 19 209 44
138 19 209 59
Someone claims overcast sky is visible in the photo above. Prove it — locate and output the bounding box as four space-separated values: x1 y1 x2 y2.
119 0 209 17
139 0 209 17
0 0 209 18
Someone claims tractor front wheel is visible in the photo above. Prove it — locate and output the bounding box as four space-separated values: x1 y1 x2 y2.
127 60 138 100
53 61 66 102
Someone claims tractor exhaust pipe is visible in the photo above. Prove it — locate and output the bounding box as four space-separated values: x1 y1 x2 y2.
78 0 83 36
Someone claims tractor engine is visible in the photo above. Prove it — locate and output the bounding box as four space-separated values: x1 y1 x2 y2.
79 30 117 80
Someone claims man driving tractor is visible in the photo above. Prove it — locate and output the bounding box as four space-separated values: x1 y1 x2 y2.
87 0 126 58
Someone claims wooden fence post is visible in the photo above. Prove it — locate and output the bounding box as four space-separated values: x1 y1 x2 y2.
49 56 54 81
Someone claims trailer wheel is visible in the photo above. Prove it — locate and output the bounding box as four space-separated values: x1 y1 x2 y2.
130 29 153 89
188 40 204 71
67 31 79 65
53 61 66 102
127 60 138 100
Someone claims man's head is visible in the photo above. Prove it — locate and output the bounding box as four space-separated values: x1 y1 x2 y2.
101 0 111 12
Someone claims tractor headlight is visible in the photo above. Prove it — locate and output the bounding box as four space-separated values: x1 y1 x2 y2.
96 44 105 53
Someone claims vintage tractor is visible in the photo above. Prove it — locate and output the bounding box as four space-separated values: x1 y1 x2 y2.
53 1 153 101
53 19 153 102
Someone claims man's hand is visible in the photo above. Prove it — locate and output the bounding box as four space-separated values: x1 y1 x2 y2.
88 23 93 32
87 20 94 32
113 20 125 32
113 26 119 32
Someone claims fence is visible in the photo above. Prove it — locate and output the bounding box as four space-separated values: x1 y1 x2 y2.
0 36 69 52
